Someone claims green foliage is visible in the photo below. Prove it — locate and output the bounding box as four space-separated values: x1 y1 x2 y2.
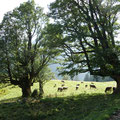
36 66 55 83
48 0 120 82
0 0 57 97
62 74 70 80
34 66 55 87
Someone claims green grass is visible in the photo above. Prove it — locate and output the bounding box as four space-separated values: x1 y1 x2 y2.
0 80 119 120
0 80 116 101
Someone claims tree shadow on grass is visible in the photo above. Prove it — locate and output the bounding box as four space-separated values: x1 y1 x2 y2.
0 94 120 120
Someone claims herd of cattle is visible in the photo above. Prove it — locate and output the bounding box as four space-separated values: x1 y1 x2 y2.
54 80 116 93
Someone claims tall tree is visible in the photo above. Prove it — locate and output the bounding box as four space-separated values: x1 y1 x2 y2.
48 0 120 93
0 0 55 97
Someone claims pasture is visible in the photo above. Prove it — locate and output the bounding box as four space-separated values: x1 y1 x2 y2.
0 80 116 101
0 80 120 120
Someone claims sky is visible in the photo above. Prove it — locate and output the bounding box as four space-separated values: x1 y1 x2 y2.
0 0 55 22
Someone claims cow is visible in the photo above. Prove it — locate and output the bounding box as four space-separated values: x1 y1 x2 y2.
76 86 79 90
85 85 88 88
57 87 63 92
105 87 115 93
61 80 65 83
63 86 68 90
90 84 96 89
61 84 65 87
76 84 80 86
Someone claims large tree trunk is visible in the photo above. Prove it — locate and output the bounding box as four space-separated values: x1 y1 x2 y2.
112 76 120 94
21 84 31 97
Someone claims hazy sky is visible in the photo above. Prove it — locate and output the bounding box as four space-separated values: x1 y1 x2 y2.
0 0 55 22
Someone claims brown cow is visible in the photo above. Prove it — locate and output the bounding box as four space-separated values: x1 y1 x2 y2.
105 87 115 93
90 84 96 89
63 86 68 90
61 80 65 83
57 87 63 92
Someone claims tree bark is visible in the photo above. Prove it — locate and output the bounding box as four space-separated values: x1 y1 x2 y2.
112 76 120 94
39 81 44 97
21 84 31 97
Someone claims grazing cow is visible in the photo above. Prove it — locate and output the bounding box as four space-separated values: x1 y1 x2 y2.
81 82 83 84
63 86 68 90
58 87 63 92
105 87 112 93
61 84 65 87
90 84 96 89
76 84 80 86
61 80 65 83
54 84 56 87
91 82 94 84
85 85 88 88
76 86 79 90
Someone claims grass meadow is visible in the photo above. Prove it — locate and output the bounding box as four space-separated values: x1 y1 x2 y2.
0 80 120 120
0 80 116 101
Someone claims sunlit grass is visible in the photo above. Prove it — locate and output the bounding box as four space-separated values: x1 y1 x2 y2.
43 80 116 97
0 80 116 101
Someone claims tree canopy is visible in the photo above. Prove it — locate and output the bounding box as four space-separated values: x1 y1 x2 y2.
0 0 56 97
48 0 120 93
